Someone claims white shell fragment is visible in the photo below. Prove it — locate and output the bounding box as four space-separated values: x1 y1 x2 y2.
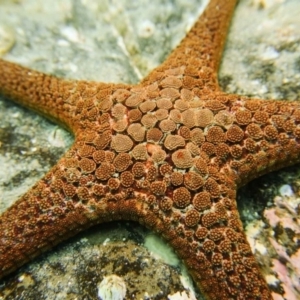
97 275 126 300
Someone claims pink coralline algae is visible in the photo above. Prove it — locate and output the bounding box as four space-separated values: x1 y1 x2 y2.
263 193 300 300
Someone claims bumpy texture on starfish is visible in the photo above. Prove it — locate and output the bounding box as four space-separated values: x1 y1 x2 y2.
0 0 299 299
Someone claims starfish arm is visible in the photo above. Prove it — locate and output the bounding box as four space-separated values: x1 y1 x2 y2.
0 148 86 279
0 142 121 279
0 59 75 130
142 0 237 89
0 59 129 132
0 137 161 281
165 205 272 299
227 97 300 187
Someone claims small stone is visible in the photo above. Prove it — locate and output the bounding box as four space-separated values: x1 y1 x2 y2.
279 184 293 197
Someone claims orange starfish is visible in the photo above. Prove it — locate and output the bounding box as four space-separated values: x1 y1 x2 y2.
0 0 299 299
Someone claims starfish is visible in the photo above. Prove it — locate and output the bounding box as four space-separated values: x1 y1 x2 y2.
0 0 299 299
